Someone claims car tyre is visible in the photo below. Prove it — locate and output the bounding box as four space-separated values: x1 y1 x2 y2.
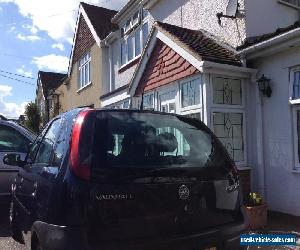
31 232 43 250
9 200 24 244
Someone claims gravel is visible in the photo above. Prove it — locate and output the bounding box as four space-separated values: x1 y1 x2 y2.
0 207 29 250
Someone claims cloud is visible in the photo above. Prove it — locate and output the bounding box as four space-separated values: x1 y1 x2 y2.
22 24 38 34
16 66 32 78
52 43 64 51
8 26 16 33
0 85 27 118
17 33 41 41
0 0 129 44
32 54 69 72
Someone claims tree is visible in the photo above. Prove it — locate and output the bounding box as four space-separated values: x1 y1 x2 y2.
24 102 40 133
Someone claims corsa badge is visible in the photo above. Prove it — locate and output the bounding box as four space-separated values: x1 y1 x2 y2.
178 185 190 200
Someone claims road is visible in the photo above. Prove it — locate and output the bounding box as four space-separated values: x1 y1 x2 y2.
0 207 28 250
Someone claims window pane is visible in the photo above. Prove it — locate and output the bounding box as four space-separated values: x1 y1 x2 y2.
213 112 244 162
121 41 127 65
52 119 68 168
0 125 29 152
181 79 200 108
142 9 149 19
293 71 300 99
135 29 141 57
35 119 61 164
127 36 133 61
142 22 149 48
92 112 232 169
143 94 154 109
213 77 242 105
297 110 300 163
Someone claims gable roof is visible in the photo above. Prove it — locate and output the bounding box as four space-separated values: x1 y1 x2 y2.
68 2 117 75
156 22 242 67
80 2 118 40
38 71 67 97
129 21 242 96
237 21 300 51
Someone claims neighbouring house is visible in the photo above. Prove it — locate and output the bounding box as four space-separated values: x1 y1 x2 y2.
58 2 117 111
97 0 300 216
36 71 67 127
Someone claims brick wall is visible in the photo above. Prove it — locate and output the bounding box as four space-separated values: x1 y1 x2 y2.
72 15 95 65
135 40 198 96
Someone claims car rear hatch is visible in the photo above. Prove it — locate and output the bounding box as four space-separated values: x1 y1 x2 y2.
68 110 244 244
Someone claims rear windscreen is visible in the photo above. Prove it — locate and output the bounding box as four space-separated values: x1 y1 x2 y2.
90 111 231 169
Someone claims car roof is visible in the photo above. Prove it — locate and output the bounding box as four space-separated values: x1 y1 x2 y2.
0 120 36 142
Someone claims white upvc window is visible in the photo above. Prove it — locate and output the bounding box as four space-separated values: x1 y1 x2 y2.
292 107 300 169
143 92 154 110
181 78 201 108
120 8 149 66
278 0 300 9
289 68 300 169
78 51 91 90
211 76 246 164
289 67 300 103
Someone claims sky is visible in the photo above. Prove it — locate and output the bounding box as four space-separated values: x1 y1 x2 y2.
0 0 128 118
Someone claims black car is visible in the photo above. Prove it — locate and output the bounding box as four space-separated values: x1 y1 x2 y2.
4 108 247 250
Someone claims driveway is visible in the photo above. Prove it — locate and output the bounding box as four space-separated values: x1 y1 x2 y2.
0 207 28 250
0 208 299 250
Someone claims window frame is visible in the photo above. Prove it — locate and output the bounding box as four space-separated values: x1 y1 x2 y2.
292 106 300 169
179 75 202 112
32 118 62 166
289 66 300 104
210 76 245 109
120 8 149 68
209 75 247 166
210 108 247 166
78 51 91 91
143 92 155 110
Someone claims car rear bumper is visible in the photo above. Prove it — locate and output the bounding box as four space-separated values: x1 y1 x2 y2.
32 212 248 250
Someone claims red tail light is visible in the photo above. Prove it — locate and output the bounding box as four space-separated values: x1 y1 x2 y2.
69 109 94 181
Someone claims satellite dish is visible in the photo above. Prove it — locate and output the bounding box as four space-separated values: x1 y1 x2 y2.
225 0 238 17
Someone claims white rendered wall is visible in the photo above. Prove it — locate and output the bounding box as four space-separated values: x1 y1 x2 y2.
251 46 300 216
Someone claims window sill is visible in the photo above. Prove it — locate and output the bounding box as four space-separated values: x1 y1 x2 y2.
119 56 141 74
291 169 300 174
77 82 92 93
289 99 300 105
278 0 300 10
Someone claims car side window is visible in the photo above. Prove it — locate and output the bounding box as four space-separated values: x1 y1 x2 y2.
0 124 30 153
34 119 62 165
52 118 68 168
26 125 49 164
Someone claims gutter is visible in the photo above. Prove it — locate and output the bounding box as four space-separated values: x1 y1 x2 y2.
238 28 300 57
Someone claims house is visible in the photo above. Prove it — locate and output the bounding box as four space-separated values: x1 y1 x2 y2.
98 0 300 216
36 71 67 127
58 2 117 111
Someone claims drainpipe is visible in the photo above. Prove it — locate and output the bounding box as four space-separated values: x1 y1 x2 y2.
255 77 266 198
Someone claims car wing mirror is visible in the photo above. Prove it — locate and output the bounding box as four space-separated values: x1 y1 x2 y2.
3 153 23 167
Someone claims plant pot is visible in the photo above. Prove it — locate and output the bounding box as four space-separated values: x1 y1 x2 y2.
245 204 268 230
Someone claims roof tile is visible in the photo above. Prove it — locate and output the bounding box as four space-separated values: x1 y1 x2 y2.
38 71 67 97
81 2 118 40
155 22 242 67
